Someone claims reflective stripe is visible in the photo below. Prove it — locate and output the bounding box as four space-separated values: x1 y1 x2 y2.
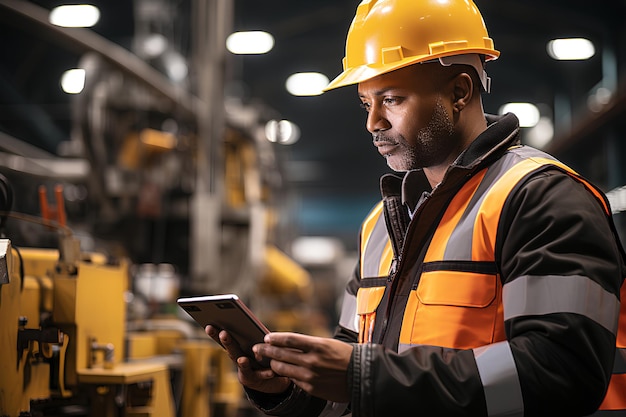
361 204 392 277
360 201 383 277
503 275 620 334
472 155 584 261
446 156 518 261
397 343 411 354
472 158 549 261
431 147 590 263
426 171 484 261
378 240 393 277
361 201 383 239
319 401 349 417
397 343 458 355
447 147 555 262
339 290 358 333
473 341 524 417
507 145 558 162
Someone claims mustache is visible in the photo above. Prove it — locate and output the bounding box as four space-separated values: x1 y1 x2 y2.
372 133 398 146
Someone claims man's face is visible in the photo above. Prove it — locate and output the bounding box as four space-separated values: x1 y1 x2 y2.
357 64 460 172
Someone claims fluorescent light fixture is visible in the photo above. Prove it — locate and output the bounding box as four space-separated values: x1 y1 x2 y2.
499 102 540 128
525 117 554 149
547 38 595 60
49 4 100 27
285 72 329 96
292 236 344 266
226 31 274 54
60 69 86 94
143 34 168 58
265 120 300 145
162 50 188 82
587 87 613 113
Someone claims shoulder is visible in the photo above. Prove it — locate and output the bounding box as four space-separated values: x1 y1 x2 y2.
508 168 607 217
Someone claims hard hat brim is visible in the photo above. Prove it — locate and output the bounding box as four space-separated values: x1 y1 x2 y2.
323 49 500 92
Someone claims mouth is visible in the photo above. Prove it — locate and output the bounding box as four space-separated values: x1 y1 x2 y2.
374 141 398 156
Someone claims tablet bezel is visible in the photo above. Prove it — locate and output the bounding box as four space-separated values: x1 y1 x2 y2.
177 293 271 368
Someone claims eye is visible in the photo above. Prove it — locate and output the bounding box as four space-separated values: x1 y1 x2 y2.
383 96 399 106
359 102 371 112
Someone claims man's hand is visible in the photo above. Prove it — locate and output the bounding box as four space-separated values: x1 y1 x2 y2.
254 332 353 403
205 325 292 394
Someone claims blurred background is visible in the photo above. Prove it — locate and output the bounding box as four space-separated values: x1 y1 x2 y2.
1 0 626 416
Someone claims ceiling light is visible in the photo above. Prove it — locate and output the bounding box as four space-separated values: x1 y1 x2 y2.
49 4 100 28
226 31 274 55
587 87 613 113
285 72 329 96
547 38 595 61
142 34 168 58
162 50 188 82
499 102 540 128
291 236 344 266
60 69 86 94
265 120 300 145
525 117 554 149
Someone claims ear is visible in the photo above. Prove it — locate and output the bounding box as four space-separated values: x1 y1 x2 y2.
451 73 473 113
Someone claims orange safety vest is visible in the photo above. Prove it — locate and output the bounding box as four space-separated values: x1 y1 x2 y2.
356 148 626 414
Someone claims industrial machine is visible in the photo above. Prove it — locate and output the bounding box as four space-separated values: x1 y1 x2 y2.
0 2 319 416
0 180 224 417
0 154 312 417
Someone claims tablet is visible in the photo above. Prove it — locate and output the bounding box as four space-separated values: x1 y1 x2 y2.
177 294 271 368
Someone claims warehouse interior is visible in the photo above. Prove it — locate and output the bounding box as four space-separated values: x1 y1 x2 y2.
1 0 626 416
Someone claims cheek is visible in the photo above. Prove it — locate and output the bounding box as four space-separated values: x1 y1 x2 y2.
408 94 438 120
394 107 427 141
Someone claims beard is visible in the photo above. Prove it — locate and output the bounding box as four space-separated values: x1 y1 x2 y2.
376 98 456 172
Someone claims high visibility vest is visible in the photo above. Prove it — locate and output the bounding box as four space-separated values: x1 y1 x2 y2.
356 147 626 414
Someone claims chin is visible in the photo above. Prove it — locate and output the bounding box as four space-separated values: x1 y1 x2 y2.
385 158 410 173
389 166 409 173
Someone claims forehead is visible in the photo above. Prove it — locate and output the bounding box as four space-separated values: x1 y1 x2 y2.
357 64 440 96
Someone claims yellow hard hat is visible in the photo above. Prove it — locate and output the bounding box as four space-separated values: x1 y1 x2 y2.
324 0 500 91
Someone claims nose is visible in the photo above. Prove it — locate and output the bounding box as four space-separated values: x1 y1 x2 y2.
365 104 390 134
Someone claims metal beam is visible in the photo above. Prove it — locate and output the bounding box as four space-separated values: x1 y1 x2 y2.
0 0 199 119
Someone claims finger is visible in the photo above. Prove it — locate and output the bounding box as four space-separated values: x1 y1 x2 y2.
252 344 268 365
205 325 220 342
254 343 308 368
264 332 316 352
290 378 314 395
206 326 230 353
215 329 250 362
267 359 314 383
237 356 275 379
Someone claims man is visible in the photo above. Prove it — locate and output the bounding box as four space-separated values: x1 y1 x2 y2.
208 0 626 415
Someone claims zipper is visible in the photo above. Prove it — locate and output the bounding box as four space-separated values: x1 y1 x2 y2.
377 255 399 340
388 257 398 282
376 192 429 344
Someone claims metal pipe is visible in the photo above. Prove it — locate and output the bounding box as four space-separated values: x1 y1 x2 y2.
0 0 199 120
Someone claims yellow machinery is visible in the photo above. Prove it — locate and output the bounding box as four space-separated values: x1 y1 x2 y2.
0 188 318 417
0 230 234 417
0 236 173 417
